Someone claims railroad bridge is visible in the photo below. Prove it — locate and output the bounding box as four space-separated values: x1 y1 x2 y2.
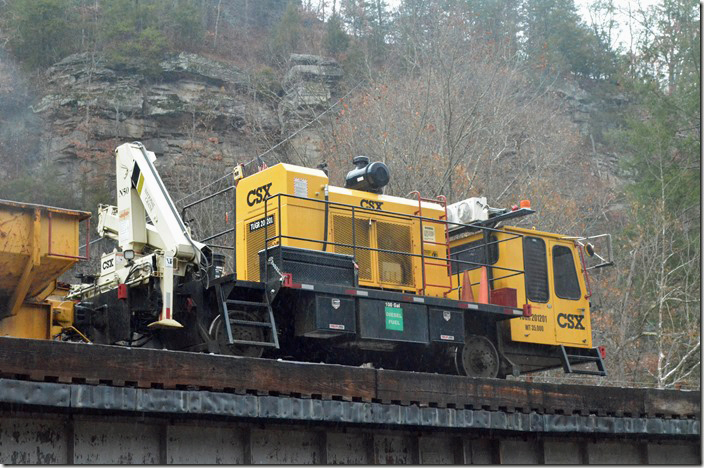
0 337 699 464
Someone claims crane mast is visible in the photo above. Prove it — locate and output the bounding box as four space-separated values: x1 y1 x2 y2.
70 142 205 329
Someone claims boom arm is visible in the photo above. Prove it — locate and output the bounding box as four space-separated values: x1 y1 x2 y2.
114 142 203 262
97 204 166 251
98 142 206 329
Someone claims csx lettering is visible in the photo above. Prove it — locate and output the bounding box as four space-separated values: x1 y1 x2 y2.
247 183 272 206
557 313 585 330
102 258 114 270
360 199 383 210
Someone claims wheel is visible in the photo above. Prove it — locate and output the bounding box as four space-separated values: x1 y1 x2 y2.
209 311 265 358
456 335 500 378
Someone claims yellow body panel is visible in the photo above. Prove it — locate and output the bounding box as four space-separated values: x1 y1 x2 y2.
0 199 88 339
236 164 448 295
449 226 592 348
0 289 75 340
0 302 51 339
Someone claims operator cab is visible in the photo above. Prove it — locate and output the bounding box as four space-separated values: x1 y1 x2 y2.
447 197 611 375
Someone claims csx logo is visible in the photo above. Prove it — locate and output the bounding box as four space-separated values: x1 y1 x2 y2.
102 258 114 270
247 183 272 206
557 313 585 330
360 199 383 210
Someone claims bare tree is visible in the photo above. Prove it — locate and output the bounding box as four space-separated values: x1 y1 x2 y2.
316 34 602 237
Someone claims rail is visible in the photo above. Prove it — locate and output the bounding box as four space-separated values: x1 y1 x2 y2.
0 337 699 420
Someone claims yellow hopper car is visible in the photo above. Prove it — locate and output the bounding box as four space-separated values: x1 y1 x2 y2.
0 199 90 341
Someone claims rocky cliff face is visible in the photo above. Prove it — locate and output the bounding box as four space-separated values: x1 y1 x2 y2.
552 78 629 189
0 50 43 176
16 52 342 200
278 54 344 168
30 52 275 196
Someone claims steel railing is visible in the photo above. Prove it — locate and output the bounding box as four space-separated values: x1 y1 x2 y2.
258 192 527 298
179 183 529 298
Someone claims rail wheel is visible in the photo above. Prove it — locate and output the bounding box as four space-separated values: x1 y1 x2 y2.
456 335 500 378
209 311 265 358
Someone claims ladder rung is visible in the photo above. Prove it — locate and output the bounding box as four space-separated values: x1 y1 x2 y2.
569 369 606 376
425 261 450 267
231 319 273 328
423 219 449 225
227 339 278 347
566 355 601 362
226 299 267 307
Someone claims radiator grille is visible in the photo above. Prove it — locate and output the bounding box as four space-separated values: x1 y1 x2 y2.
332 214 372 281
332 214 414 288
377 221 414 287
246 215 276 282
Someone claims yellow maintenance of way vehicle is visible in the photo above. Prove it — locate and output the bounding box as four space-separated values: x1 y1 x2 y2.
232 156 613 377
447 211 612 376
9 143 612 379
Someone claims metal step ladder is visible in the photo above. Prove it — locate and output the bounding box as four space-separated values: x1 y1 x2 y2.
409 191 453 297
559 345 607 376
215 283 280 350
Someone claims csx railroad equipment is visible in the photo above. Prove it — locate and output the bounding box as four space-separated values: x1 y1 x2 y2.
0 199 90 341
61 142 612 378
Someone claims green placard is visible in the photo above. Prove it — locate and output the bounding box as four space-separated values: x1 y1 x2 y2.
385 305 404 331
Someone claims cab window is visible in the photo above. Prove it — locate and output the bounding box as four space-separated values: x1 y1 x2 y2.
450 235 498 275
523 237 549 303
552 245 582 300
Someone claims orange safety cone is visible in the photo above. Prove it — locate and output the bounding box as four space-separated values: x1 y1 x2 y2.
478 266 489 304
460 271 474 302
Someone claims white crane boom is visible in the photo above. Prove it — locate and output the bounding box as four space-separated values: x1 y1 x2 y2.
89 142 207 328
114 142 202 262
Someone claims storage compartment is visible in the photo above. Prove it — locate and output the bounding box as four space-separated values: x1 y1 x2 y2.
259 245 356 286
358 299 429 344
295 294 356 338
428 308 464 344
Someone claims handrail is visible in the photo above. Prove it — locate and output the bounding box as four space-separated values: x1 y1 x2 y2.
179 183 236 272
257 192 527 296
263 232 525 275
262 193 524 250
408 191 452 295
263 192 513 235
180 186 235 218
178 185 529 295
